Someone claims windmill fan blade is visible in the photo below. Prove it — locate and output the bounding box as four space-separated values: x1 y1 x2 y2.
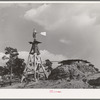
40 32 46 36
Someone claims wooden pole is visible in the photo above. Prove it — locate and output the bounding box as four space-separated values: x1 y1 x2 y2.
10 66 12 85
34 53 37 81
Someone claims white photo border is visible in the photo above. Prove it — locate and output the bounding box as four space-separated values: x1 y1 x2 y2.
0 1 100 99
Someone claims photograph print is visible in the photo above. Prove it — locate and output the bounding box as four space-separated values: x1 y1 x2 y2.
0 2 99 89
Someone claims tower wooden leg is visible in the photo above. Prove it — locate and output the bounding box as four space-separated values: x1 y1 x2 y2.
34 71 36 81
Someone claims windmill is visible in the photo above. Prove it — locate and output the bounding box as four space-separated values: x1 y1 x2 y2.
21 28 47 82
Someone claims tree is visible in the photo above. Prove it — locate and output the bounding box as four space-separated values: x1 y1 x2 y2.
3 47 26 79
12 58 25 78
44 59 53 72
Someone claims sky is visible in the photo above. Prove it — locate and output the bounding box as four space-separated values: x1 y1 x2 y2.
0 3 100 69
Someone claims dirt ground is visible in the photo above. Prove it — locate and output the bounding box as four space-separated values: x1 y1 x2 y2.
0 79 97 89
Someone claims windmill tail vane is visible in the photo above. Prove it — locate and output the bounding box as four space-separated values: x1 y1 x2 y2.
40 32 46 36
33 28 46 39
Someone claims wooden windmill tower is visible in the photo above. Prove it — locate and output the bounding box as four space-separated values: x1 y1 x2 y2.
21 29 47 82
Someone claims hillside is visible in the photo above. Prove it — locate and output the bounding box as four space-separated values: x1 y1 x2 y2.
1 59 100 89
48 59 98 80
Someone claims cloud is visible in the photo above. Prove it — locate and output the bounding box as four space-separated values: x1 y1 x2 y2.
0 3 13 8
25 3 49 17
24 3 97 30
18 51 29 62
0 3 41 10
0 52 8 66
40 50 67 61
60 39 70 44
0 50 66 69
24 4 51 29
18 50 67 63
1 3 100 70
73 13 96 27
18 50 67 69
0 51 29 67
24 4 67 30
23 3 100 70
